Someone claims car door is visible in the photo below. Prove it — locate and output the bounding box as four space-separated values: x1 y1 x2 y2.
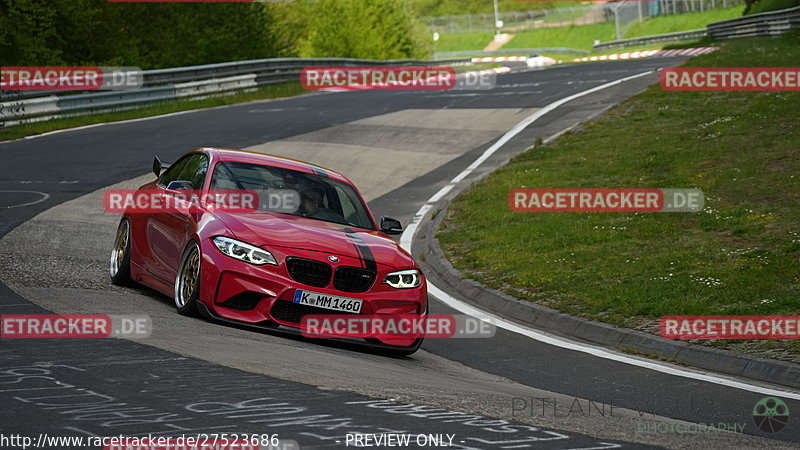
145 153 208 284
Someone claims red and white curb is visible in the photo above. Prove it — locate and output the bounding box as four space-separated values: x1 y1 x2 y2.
467 66 512 77
471 55 558 69
574 47 718 63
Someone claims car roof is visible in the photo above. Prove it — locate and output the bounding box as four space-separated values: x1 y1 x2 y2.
197 147 351 184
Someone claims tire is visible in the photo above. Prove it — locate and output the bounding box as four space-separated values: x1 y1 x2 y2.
110 218 133 286
174 241 201 316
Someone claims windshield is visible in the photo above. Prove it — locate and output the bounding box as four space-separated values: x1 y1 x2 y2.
210 160 374 230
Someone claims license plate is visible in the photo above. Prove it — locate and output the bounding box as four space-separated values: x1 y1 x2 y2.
293 289 363 313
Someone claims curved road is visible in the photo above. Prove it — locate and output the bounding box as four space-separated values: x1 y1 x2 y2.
0 59 797 450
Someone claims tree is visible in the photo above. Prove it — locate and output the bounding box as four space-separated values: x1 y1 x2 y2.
0 0 289 68
301 0 430 60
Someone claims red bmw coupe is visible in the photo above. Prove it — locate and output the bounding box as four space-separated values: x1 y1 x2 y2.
110 148 427 354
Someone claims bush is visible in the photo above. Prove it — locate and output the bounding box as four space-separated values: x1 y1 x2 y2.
299 0 431 60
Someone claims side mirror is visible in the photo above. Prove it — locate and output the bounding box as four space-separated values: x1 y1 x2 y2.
380 216 403 235
166 180 193 191
153 156 171 177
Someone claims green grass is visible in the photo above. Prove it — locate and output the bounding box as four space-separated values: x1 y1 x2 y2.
438 33 800 360
434 32 495 53
0 82 307 142
507 23 617 51
626 6 745 37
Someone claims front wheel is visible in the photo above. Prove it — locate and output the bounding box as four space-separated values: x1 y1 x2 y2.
110 218 133 286
174 241 201 316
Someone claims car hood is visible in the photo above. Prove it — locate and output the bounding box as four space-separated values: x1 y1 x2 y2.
212 211 415 270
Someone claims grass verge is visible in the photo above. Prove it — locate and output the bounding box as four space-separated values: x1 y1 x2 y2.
436 6 746 53
0 82 307 142
506 23 616 51
438 33 800 362
434 32 496 53
625 6 744 37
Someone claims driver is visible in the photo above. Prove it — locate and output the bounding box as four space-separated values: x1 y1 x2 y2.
300 187 343 222
301 188 324 216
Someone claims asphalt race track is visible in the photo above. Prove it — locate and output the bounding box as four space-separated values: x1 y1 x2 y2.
1 59 798 449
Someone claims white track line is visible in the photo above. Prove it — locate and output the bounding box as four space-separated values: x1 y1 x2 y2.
400 70 800 400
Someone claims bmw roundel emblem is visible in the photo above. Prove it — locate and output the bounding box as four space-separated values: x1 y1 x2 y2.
328 255 339 263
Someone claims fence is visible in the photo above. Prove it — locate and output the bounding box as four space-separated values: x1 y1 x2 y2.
422 6 603 34
421 0 746 35
434 48 589 58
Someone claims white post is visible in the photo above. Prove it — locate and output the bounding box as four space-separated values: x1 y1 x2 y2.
493 0 501 35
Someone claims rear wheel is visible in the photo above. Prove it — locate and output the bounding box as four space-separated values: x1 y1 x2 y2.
174 241 201 316
110 218 133 286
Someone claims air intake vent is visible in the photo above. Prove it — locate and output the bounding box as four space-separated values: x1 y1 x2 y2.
218 291 263 311
286 257 331 288
334 267 376 293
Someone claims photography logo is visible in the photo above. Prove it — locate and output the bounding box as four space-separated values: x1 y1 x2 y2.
752 397 790 433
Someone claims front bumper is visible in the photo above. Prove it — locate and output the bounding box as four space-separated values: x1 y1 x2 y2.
198 239 427 348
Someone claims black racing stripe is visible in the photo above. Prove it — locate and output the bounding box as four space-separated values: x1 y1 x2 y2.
342 227 377 272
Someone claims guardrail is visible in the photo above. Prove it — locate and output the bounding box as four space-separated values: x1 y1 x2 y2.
707 5 800 39
593 28 707 52
0 57 469 126
594 5 800 51
434 48 589 58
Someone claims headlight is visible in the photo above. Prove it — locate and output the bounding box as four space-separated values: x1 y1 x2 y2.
213 236 277 266
384 269 421 289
